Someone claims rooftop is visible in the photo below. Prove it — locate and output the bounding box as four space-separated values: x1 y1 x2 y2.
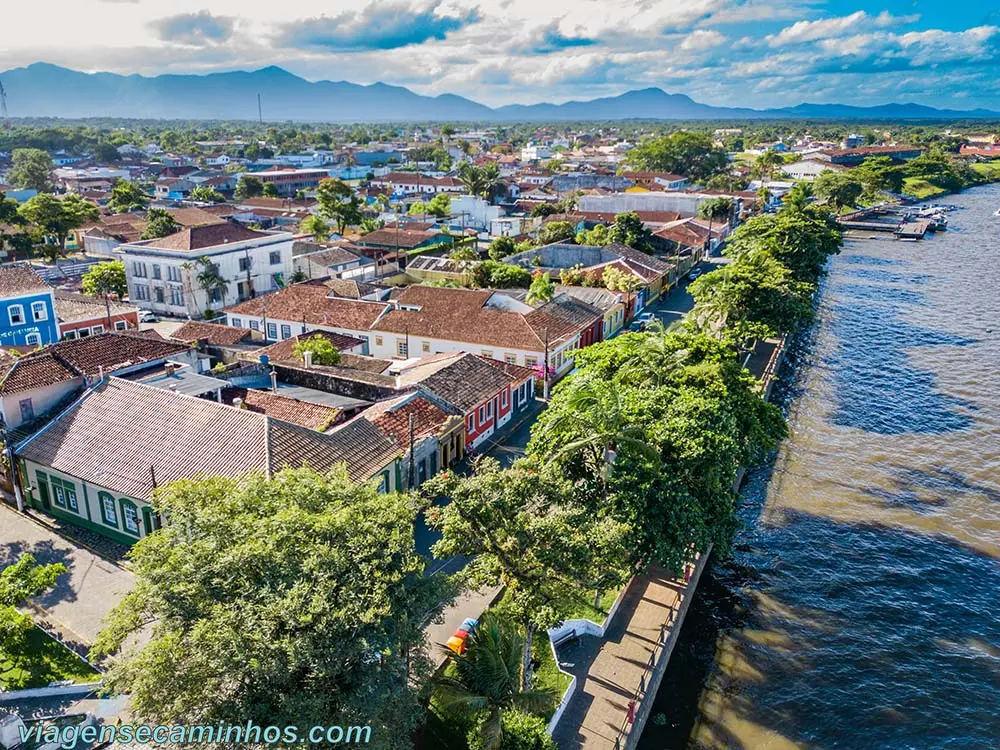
138 223 276 252
0 264 52 299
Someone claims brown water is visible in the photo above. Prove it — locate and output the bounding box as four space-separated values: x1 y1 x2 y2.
639 185 1000 750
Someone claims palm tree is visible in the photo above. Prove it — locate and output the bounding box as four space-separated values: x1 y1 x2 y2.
526 272 555 305
457 162 488 198
435 614 557 750
534 374 660 490
617 320 691 387
697 197 733 257
196 257 229 316
783 182 813 213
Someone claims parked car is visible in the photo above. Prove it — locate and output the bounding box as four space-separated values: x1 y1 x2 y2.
138 310 158 323
635 312 657 327
688 268 703 281
627 320 646 333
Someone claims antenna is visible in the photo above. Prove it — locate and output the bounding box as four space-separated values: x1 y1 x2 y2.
257 93 263 125
0 79 9 129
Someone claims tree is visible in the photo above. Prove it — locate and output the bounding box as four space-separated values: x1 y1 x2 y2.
189 186 226 203
441 124 457 139
488 236 516 261
813 171 863 210
408 201 427 217
196 256 229 311
425 459 629 689
538 221 574 245
141 207 180 240
623 132 728 181
450 245 479 261
234 174 264 200
575 223 611 246
92 467 447 748
19 193 98 256
526 272 555 305
476 711 556 750
7 149 54 192
697 197 733 253
292 333 341 366
608 212 652 251
473 261 531 289
853 156 904 196
300 214 330 242
0 192 30 260
1 555 66 674
435 614 557 750
751 150 784 186
108 181 149 214
724 206 842 284
316 179 362 234
93 143 121 163
82 260 128 300
426 193 451 219
457 162 504 201
262 183 280 198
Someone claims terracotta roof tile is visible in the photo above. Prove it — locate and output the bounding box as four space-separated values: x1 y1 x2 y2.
269 417 400 483
54 291 138 324
0 264 51 298
50 331 192 376
246 330 366 364
225 285 390 331
171 321 253 346
0 352 82 396
396 353 518 412
141 223 272 251
221 387 343 431
361 393 456 445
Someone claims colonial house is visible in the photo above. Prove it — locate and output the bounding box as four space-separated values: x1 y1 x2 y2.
391 352 534 451
0 331 200 431
621 171 690 190
55 291 139 339
292 241 368 280
14 377 402 545
358 390 465 489
119 223 295 319
355 227 452 256
0 264 59 348
370 172 465 195
254 168 330 197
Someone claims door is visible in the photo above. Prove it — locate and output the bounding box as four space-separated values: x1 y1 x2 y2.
37 478 51 510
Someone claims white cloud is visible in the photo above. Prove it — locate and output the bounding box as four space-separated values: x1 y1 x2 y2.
680 29 727 50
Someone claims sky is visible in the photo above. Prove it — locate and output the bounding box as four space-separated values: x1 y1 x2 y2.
3 0 1000 109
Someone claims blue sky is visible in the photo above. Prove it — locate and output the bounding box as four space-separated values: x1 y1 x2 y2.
4 0 1000 108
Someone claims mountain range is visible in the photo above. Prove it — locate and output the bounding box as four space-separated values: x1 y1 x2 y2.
3 63 999 122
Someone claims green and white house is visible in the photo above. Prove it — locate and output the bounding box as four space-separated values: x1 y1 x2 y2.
15 377 402 545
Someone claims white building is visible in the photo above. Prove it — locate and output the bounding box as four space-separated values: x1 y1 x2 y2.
119 224 295 320
448 195 501 231
520 143 553 162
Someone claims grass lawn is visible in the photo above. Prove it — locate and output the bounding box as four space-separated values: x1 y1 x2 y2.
533 632 573 720
903 177 949 200
971 161 1000 182
0 625 99 691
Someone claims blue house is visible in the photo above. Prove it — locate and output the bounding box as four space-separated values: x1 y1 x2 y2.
0 265 59 348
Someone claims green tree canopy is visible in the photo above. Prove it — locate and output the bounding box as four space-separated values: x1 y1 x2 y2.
189 186 226 203
624 132 729 181
608 212 652 251
19 193 98 256
813 170 864 210
141 207 181 240
538 221 574 245
92 466 448 748
472 260 532 289
1 555 66 669
81 260 128 300
108 181 149 214
262 183 280 198
316 178 362 234
488 236 517 261
291 333 342 366
426 193 452 219
234 174 263 200
575 223 611 246
526 271 555 305
299 214 330 242
7 149 54 192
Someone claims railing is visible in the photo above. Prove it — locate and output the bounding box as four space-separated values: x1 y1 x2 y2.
610 562 693 750
758 334 787 391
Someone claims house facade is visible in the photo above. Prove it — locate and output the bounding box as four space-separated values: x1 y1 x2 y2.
0 265 59 347
120 224 295 319
55 291 139 339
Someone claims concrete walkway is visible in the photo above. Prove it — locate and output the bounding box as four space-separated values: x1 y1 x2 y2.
551 560 707 750
0 504 134 652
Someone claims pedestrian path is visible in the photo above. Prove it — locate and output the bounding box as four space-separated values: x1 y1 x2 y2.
551 559 707 750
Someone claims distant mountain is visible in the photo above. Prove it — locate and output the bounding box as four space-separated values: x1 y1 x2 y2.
2 63 999 122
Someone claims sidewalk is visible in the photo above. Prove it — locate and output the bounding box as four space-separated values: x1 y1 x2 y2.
551 561 706 750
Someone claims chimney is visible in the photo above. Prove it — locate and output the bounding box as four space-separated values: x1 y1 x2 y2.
270 369 278 393
98 365 105 381
303 350 313 369
234 397 245 409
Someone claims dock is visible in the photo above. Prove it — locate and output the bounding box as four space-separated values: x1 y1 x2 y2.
894 219 932 239
838 205 933 239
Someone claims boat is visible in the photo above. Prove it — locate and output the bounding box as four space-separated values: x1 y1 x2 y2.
994 208 1000 217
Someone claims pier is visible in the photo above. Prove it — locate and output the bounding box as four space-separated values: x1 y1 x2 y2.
837 205 937 239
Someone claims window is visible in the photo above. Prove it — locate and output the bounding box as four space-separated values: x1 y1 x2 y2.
231 318 242 328
487 400 493 418
378 472 389 493
122 502 140 535
239 257 251 272
280 324 291 339
54 485 66 507
31 301 48 322
525 356 538 368
421 341 431 353
266 322 278 339
249 320 260 331
209 288 222 304
375 335 383 347
16 397 34 425
25 332 42 347
467 415 474 432
78 328 91 338
167 266 182 282
152 264 162 280
100 493 118 526
504 353 517 364
154 287 165 303
91 325 104 335
481 350 493 359
397 340 408 357
170 287 185 306
269 251 282 265
63 330 78 340
132 261 147 278
134 284 149 301
501 389 508 408
64 486 78 513
8 304 24 325
479 405 487 423
115 320 127 331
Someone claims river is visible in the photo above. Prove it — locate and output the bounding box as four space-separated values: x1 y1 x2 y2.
639 184 1000 750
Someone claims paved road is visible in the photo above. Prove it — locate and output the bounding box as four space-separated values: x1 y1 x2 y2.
646 255 728 328
0 505 134 650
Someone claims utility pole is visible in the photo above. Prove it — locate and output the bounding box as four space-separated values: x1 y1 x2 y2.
543 327 550 401
408 412 416 489
257 93 263 125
